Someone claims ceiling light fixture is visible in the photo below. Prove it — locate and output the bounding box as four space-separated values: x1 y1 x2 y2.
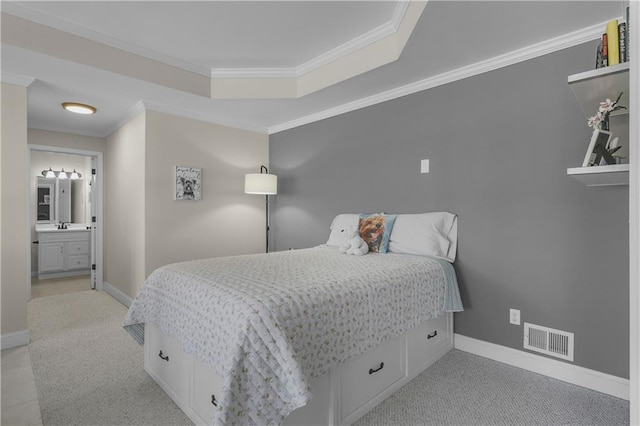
61 102 96 115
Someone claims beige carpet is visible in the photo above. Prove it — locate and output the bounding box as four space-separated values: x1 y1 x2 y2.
28 290 629 426
28 290 191 425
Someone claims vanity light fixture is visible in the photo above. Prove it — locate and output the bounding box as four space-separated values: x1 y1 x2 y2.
42 167 57 178
61 102 96 115
41 167 82 179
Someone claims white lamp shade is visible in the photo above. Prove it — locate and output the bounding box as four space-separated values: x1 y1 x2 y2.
245 173 277 195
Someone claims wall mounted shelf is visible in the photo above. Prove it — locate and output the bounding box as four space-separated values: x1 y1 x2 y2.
568 62 630 118
567 62 629 186
567 164 629 186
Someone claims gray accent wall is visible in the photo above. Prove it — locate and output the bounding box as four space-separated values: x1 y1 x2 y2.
269 42 629 378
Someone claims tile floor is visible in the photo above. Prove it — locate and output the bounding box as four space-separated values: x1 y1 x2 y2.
1 275 91 425
1 346 42 426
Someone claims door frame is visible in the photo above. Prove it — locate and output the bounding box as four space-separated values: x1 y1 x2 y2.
27 144 104 296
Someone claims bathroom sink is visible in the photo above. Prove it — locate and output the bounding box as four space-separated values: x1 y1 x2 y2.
35 223 90 232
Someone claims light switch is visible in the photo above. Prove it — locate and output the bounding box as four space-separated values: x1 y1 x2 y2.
421 159 430 173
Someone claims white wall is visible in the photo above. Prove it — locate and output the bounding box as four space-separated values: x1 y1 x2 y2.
28 128 106 153
105 112 147 300
144 110 269 278
104 109 270 299
1 83 29 342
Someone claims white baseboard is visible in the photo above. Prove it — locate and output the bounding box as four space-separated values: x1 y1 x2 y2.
103 281 133 308
1 329 31 350
454 333 629 401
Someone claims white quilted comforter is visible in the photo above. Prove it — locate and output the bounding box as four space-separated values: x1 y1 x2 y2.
124 245 462 425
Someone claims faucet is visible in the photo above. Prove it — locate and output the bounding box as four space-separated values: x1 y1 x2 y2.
58 222 68 230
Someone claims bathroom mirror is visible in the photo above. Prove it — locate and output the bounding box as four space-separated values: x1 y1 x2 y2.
37 178 55 223
36 176 88 224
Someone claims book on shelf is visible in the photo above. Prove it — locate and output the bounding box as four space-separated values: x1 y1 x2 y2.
595 39 604 68
594 13 630 68
619 22 627 63
627 6 630 61
606 19 620 65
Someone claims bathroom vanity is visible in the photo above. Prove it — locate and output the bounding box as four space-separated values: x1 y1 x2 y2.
36 225 91 280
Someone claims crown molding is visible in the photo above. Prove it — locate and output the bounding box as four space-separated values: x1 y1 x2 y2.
103 100 147 138
209 1 411 80
0 72 35 87
140 101 268 135
1 2 212 77
268 19 608 134
211 1 426 98
294 1 410 77
4 0 411 85
106 100 269 137
211 68 298 79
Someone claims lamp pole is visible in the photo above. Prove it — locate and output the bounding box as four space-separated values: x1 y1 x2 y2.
265 194 270 253
244 165 277 254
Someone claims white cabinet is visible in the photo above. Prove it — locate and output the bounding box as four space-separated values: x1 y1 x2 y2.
567 63 630 186
37 229 91 279
39 243 64 273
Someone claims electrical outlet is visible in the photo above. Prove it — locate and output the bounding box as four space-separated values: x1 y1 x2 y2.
509 309 521 325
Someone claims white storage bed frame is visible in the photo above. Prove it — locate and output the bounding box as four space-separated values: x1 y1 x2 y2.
144 313 453 426
125 242 462 425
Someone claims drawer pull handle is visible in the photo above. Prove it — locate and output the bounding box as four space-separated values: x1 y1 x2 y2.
427 330 438 340
211 394 218 407
158 350 169 362
369 362 384 375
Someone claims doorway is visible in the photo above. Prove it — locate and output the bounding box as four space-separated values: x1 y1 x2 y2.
27 144 104 301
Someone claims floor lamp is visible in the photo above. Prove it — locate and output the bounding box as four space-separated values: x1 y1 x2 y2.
244 165 277 253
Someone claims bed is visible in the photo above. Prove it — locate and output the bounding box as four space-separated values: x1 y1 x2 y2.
124 213 462 425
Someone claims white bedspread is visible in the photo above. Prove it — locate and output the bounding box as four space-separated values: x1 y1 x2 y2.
124 246 462 425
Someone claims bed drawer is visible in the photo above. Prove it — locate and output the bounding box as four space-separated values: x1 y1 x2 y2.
407 314 449 373
340 334 405 420
190 357 224 425
145 325 189 403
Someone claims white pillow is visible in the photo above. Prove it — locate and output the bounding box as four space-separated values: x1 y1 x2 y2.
326 214 359 247
387 212 458 262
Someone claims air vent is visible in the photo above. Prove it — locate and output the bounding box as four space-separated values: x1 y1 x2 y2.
523 322 574 361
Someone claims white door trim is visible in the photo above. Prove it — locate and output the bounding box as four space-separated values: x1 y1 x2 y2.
28 144 104 293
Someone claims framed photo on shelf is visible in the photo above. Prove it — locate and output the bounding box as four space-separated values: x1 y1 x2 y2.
582 129 612 167
174 166 202 201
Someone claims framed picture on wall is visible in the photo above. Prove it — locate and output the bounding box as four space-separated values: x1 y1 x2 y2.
582 129 612 167
175 166 202 201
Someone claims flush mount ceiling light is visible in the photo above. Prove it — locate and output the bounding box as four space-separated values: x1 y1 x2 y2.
61 102 96 115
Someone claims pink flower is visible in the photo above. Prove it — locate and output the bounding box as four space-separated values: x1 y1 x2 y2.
599 98 616 113
588 112 603 129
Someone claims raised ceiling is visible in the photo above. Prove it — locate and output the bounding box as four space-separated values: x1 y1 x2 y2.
0 1 623 137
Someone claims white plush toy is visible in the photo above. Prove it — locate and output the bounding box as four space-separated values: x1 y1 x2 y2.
338 226 369 256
